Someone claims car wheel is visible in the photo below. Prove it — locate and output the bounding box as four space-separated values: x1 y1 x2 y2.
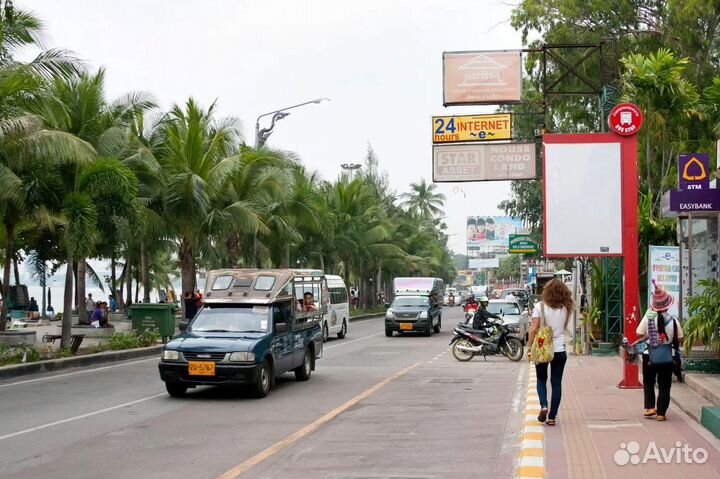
253 360 272 398
337 320 347 339
322 322 329 343
424 325 432 337
294 349 312 381
165 382 187 398
434 316 441 334
385 328 393 337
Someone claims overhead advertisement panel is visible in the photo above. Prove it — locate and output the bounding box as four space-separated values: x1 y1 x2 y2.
432 113 512 144
433 143 536 182
443 50 522 105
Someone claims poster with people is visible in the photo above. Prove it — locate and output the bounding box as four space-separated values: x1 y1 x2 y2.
466 216 523 247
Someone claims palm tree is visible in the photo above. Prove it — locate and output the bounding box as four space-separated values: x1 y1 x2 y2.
399 179 446 219
156 98 243 298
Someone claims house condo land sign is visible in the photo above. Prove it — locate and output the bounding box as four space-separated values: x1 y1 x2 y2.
432 142 536 182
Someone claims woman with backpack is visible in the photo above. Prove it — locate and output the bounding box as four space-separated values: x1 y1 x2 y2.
636 281 684 421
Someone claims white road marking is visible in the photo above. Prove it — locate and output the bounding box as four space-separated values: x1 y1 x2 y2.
324 333 382 351
0 393 166 441
0 357 159 389
587 422 643 429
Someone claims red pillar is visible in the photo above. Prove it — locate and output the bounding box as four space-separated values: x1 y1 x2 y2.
618 135 642 389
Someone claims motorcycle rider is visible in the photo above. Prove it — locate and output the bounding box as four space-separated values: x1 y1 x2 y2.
463 294 479 324
472 296 501 331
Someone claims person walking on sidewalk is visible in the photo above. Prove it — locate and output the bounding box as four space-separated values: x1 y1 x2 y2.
528 279 573 426
636 281 684 422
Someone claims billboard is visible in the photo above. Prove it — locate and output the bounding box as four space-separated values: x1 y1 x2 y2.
456 270 475 286
443 50 522 105
467 216 523 248
648 246 680 318
433 142 536 182
469 258 500 269
432 114 512 143
543 135 623 256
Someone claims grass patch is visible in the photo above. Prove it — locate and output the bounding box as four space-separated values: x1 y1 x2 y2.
350 307 386 318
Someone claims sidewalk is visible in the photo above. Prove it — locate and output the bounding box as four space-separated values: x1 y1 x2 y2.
535 355 720 479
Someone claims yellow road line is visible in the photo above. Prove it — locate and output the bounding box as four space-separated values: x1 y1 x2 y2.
217 362 421 479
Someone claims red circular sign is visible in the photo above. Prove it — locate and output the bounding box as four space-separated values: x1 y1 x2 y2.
608 103 643 136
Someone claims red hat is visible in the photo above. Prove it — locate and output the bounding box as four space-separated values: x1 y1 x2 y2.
651 280 673 312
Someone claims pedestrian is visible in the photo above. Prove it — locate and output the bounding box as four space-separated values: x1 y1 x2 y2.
28 297 40 319
195 289 204 309
85 294 95 324
527 278 573 426
636 281 684 421
91 301 104 328
109 295 118 312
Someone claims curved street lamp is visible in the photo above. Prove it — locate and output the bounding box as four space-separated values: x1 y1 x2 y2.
341 163 362 181
255 98 330 148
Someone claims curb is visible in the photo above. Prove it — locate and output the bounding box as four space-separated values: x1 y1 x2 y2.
517 366 545 479
0 345 163 380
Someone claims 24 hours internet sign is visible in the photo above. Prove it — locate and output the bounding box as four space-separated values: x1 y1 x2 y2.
432 113 511 143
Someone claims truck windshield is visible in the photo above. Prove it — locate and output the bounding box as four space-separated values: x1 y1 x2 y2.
393 297 429 307
191 306 270 333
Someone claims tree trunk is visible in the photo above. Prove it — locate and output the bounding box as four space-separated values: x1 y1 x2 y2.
61 255 74 349
141 242 151 303
125 253 133 309
0 221 14 331
360 276 369 310
179 237 195 319
318 252 325 272
226 233 241 268
77 258 88 324
73 261 79 307
281 243 290 268
252 234 261 268
135 278 140 304
12 257 20 286
117 260 126 311
111 255 123 311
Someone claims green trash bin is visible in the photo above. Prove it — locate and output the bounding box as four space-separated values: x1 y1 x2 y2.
129 304 178 342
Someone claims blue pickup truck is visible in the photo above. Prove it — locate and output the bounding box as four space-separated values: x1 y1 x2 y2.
158 269 324 398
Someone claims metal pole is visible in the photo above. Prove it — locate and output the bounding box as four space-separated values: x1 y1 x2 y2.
688 213 693 299
678 217 685 323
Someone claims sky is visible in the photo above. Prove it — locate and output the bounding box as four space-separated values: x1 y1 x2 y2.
24 0 525 255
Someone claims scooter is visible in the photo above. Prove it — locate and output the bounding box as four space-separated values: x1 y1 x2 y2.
449 318 524 362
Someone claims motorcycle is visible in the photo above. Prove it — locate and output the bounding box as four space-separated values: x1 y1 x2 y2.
449 318 524 362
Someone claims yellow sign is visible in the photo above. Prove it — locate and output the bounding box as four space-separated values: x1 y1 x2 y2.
432 113 511 143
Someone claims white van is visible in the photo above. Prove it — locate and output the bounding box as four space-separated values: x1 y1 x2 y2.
324 275 349 341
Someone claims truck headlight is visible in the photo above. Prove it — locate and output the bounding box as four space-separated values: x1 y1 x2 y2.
229 352 255 363
162 350 180 361
419 311 428 319
385 309 394 319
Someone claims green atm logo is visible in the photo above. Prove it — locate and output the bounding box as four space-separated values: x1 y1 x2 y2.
509 234 539 254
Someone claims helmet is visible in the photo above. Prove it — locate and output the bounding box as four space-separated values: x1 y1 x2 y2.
480 296 489 303
468 294 475 300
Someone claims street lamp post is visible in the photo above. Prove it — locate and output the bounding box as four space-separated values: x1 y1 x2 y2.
340 163 361 181
254 98 330 148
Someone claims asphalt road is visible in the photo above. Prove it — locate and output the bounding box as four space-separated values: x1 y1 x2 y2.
0 308 526 479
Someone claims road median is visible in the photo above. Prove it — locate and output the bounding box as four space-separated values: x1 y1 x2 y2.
349 313 384 322
0 345 163 380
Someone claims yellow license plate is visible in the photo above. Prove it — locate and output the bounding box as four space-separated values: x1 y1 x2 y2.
188 361 216 376
399 323 413 331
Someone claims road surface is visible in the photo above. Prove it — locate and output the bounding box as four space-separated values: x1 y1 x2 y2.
0 308 526 479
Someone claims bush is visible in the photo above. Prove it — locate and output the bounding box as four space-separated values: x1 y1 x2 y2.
0 344 41 366
102 330 160 351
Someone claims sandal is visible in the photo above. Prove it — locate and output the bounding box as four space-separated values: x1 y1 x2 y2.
546 419 556 426
538 408 548 423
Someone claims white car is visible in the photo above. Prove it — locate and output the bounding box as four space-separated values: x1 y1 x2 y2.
487 299 529 343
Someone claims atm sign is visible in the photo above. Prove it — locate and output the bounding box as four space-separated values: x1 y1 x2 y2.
432 113 512 143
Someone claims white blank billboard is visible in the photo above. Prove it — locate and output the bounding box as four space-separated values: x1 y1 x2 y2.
544 142 623 256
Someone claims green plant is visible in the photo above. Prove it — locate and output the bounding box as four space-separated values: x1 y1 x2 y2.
684 279 720 356
581 306 603 342
0 344 41 366
101 330 160 351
